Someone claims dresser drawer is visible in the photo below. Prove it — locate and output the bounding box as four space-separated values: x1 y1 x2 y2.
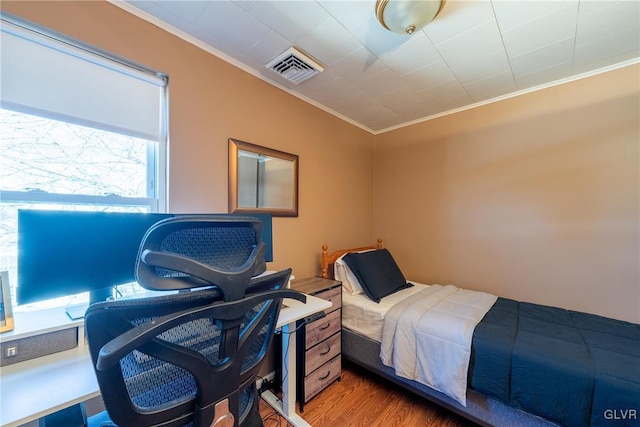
305 309 340 349
293 277 342 410
303 355 341 402
314 286 342 312
305 332 341 376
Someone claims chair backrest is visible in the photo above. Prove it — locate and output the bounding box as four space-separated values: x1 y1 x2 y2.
85 215 306 427
135 215 268 301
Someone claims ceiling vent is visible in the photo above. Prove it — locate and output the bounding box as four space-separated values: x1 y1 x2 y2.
265 47 324 85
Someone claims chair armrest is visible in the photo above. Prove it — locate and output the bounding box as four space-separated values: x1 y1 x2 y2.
96 289 305 370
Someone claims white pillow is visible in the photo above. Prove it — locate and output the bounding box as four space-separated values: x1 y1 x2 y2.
335 250 374 295
335 256 363 295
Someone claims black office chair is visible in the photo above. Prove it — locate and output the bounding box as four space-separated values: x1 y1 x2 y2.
85 215 305 427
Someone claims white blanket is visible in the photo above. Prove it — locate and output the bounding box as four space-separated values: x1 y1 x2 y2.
380 284 497 406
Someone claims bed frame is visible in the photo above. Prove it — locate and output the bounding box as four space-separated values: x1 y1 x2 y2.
321 239 383 280
321 242 555 427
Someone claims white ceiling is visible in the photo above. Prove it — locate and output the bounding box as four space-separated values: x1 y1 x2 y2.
117 0 640 134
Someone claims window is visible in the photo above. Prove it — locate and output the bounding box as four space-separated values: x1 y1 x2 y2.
0 15 168 310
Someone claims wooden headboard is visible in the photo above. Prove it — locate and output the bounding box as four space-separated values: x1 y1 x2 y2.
321 238 383 279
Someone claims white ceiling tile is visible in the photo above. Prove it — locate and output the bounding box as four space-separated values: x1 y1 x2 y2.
208 32 267 70
331 47 389 81
198 2 271 53
329 100 361 117
294 70 343 102
246 1 329 42
128 1 194 28
573 27 640 70
434 20 504 68
509 37 575 77
572 51 639 76
417 79 469 103
401 59 456 91
463 70 517 101
317 0 375 30
296 68 339 89
151 1 211 24
424 0 495 45
492 0 578 32
514 61 573 90
338 92 379 112
248 30 291 65
350 102 396 123
368 114 405 132
377 87 425 110
306 76 363 104
577 0 630 16
449 49 511 85
188 26 246 58
501 2 579 57
232 0 257 12
379 33 442 76
576 0 640 46
355 69 410 97
296 17 362 66
430 93 474 113
395 102 438 121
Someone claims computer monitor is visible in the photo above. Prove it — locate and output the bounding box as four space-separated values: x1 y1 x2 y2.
16 210 273 307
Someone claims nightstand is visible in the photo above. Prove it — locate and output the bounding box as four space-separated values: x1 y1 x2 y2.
291 277 342 412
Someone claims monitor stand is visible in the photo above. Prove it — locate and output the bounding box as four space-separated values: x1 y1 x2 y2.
65 287 114 320
65 304 89 320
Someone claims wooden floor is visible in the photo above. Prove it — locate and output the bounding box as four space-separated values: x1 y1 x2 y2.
259 361 478 427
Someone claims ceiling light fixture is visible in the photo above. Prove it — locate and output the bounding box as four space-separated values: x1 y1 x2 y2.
375 0 443 35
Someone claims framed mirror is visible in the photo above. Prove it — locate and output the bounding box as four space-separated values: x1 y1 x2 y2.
229 138 299 217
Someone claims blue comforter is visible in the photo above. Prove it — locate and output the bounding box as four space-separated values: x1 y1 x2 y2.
468 298 640 427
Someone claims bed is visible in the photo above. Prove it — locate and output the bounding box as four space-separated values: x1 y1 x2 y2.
320 242 640 427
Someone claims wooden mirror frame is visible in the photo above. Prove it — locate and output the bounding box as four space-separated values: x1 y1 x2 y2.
228 138 299 217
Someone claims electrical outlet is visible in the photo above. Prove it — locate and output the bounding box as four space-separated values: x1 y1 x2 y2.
6 346 17 357
256 371 276 394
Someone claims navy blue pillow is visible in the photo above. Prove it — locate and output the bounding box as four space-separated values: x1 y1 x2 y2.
343 249 412 303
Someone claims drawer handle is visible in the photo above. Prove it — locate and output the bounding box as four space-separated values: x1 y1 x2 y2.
319 344 331 355
318 322 331 330
319 370 331 381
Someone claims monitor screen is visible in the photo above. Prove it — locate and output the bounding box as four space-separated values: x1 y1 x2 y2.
16 210 273 306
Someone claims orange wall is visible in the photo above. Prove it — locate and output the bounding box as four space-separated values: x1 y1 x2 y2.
2 1 375 279
374 65 640 323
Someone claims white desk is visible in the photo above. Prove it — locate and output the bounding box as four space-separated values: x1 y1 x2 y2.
262 295 330 427
0 294 330 427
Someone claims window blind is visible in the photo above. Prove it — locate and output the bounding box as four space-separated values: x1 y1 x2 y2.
0 16 167 142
